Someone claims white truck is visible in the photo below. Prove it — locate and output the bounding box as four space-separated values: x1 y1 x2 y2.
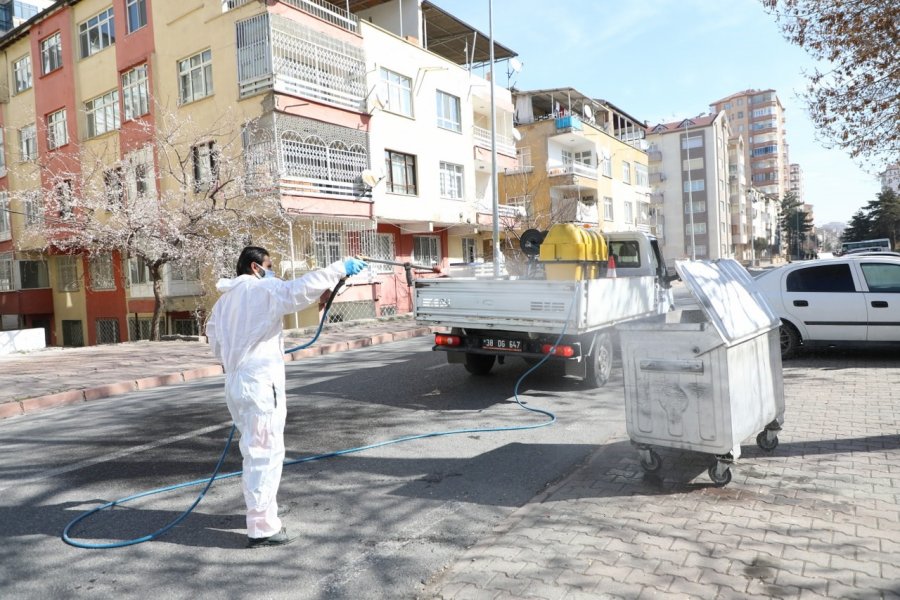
414 230 675 387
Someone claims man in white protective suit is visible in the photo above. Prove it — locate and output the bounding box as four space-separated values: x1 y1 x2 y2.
206 246 367 548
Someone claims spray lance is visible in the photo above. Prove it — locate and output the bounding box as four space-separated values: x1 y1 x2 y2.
354 255 442 286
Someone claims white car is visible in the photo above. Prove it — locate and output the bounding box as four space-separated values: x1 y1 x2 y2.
754 255 900 358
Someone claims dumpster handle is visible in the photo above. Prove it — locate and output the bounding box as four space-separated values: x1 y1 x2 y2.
639 359 704 374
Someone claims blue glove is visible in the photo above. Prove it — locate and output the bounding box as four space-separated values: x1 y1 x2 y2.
344 257 367 276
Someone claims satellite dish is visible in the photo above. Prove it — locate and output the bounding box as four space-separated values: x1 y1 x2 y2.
520 229 547 257
369 87 388 112
512 129 522 142
361 169 384 188
508 58 523 73
583 105 594 120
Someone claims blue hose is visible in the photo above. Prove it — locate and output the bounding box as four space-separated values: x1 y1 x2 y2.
62 279 573 549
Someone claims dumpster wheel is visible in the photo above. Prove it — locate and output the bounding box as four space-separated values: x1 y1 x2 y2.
756 429 779 451
707 463 732 486
639 449 662 473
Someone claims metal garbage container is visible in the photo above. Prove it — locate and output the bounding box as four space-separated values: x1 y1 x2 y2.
618 259 785 486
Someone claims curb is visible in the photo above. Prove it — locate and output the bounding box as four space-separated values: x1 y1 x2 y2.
1 327 441 421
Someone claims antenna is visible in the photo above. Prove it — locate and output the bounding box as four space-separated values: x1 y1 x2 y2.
361 169 384 188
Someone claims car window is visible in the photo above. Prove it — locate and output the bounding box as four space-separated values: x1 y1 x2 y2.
609 241 641 268
785 264 855 292
861 263 900 292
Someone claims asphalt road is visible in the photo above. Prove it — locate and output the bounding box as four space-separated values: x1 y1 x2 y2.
0 337 630 599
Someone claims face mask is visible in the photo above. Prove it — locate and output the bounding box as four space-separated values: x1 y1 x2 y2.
254 263 275 279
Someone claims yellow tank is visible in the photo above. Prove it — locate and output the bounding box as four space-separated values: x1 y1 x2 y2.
538 223 608 280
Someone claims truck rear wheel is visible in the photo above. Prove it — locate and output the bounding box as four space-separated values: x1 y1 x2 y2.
464 353 495 376
584 332 614 388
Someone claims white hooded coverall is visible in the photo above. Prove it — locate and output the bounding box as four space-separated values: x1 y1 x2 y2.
206 261 347 538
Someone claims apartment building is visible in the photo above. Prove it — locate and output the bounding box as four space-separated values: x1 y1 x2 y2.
789 163 804 202
881 163 900 193
710 89 790 252
498 88 650 251
0 0 517 345
645 113 733 262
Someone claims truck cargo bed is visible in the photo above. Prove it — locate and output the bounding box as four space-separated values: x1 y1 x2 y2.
415 276 660 335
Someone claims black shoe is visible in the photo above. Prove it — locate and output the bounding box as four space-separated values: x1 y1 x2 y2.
247 527 295 549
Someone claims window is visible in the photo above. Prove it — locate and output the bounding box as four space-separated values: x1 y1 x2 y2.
786 264 855 292
385 150 416 195
681 135 702 150
19 260 50 289
0 253 12 291
861 264 900 292
126 0 147 33
24 193 43 226
603 196 614 221
47 109 68 149
601 153 612 178
624 200 634 224
737 111 744 119
379 68 412 117
58 255 80 292
515 148 532 170
55 180 74 220
85 90 120 138
366 233 395 274
89 253 115 290
192 141 219 190
683 157 704 171
79 8 116 58
19 124 36 161
314 231 341 266
62 320 85 346
683 179 705 193
684 200 707 213
439 162 463 199
41 32 62 75
685 222 707 235
621 161 631 184
179 49 213 104
13 55 32 93
169 261 200 281
413 235 440 267
122 65 150 120
634 163 648 187
462 238 476 263
0 129 5 177
436 91 461 132
104 168 125 207
96 318 120 344
128 256 150 285
750 145 778 157
574 150 593 166
126 146 155 201
0 192 9 240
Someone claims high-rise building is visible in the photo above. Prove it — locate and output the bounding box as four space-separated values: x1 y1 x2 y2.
645 113 733 262
0 0 51 35
789 163 804 202
881 163 900 193
710 89 791 253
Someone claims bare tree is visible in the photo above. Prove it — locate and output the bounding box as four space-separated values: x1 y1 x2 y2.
762 0 900 161
14 106 287 340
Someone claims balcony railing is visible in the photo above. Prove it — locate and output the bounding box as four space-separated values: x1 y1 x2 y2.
279 135 371 199
473 126 516 156
236 13 366 111
547 161 598 179
649 172 666 184
129 279 203 299
555 115 583 131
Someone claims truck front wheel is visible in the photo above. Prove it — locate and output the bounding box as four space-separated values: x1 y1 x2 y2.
584 332 614 388
464 353 495 376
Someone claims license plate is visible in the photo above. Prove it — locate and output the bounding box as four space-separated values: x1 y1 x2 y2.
480 337 523 352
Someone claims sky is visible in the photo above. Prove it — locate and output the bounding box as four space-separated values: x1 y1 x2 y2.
445 0 883 226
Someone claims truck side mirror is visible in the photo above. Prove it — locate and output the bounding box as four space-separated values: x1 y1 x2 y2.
662 267 680 287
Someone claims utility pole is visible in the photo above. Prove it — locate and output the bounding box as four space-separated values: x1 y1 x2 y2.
488 0 500 277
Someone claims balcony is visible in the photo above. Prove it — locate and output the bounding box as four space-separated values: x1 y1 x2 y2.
236 13 366 111
647 149 662 162
555 115 583 132
473 126 516 157
649 172 667 184
129 279 203 300
547 161 598 180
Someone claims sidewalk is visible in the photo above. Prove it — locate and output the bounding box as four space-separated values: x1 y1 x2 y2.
423 350 900 599
0 315 439 420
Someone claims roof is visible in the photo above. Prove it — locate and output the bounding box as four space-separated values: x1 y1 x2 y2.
334 0 516 65
514 87 645 127
645 113 719 135
710 88 777 106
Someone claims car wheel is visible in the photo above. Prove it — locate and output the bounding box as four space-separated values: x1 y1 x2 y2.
780 321 801 359
583 331 614 388
464 353 495 375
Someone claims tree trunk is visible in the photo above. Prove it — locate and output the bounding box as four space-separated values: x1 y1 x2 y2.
150 262 164 341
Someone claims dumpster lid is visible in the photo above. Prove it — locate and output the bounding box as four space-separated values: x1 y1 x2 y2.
675 259 780 344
